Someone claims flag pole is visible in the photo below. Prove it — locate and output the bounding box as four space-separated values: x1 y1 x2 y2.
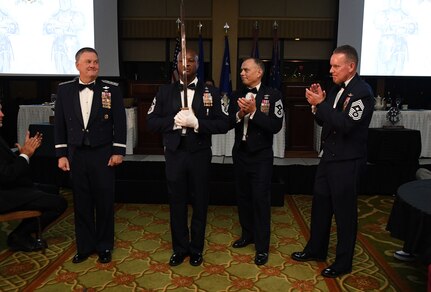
220 22 232 115
197 21 205 82
219 22 232 97
198 21 202 34
251 21 259 58
270 20 281 90
171 18 181 83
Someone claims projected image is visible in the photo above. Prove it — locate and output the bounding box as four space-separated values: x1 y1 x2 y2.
0 9 18 72
361 0 431 76
0 0 93 75
374 0 417 75
43 0 85 74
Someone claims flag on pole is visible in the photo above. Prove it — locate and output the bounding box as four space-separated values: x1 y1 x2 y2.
197 28 205 82
219 35 232 96
171 33 181 83
251 21 260 59
269 22 281 90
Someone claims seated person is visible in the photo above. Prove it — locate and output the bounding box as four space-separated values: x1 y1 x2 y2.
393 167 431 261
0 103 67 252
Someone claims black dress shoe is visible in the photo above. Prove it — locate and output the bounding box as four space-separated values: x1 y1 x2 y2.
72 253 91 263
34 238 48 250
190 253 203 266
7 234 45 252
232 238 254 248
291 251 325 262
169 252 188 266
321 267 351 278
255 252 268 265
98 250 112 263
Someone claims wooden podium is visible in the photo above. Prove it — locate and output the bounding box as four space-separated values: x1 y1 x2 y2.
128 82 164 154
283 83 315 151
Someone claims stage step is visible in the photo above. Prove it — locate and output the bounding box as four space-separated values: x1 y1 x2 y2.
29 156 429 202
115 161 285 206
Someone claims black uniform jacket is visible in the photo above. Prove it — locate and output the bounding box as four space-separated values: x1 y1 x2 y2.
0 136 36 213
146 81 229 152
316 74 374 161
228 84 284 153
54 77 127 158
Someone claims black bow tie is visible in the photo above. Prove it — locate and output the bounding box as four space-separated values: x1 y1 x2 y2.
180 83 196 91
339 83 346 89
244 87 258 94
79 82 95 91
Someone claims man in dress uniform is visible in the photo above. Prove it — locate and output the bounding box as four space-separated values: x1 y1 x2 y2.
0 104 67 252
291 45 374 278
228 57 284 266
147 49 229 266
54 47 127 264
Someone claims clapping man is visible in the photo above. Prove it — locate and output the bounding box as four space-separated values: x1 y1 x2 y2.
0 103 67 252
291 45 374 278
228 57 284 265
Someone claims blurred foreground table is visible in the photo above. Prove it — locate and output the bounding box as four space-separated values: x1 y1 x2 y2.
386 179 431 264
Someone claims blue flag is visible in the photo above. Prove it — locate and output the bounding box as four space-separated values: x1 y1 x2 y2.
219 35 232 96
269 28 281 89
197 33 205 82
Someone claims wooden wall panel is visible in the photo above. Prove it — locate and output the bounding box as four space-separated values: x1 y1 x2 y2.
128 82 164 154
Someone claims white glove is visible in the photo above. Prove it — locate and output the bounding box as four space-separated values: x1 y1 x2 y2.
185 111 198 129
174 109 198 129
173 112 183 130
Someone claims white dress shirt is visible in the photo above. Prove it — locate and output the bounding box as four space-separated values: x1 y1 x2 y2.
237 83 261 141
79 80 95 128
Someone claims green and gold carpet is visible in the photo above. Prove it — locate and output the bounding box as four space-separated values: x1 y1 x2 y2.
0 190 427 291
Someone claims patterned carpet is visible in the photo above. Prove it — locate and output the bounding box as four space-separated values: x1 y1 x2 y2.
0 190 427 291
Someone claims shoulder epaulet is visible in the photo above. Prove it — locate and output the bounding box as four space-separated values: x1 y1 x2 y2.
101 79 119 86
58 79 76 86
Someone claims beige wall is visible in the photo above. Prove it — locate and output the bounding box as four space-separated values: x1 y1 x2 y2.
120 0 213 18
119 0 337 87
239 0 336 18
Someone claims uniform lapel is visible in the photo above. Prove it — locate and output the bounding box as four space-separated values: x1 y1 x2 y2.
255 85 264 112
172 81 182 110
337 75 359 111
244 85 262 136
336 93 346 111
192 82 203 114
72 82 85 127
87 82 101 127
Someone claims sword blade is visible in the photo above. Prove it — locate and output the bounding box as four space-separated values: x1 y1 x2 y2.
180 0 188 108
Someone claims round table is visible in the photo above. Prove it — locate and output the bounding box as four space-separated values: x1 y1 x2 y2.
386 179 431 264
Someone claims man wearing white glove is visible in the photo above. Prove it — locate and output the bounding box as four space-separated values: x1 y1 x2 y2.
147 49 229 267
